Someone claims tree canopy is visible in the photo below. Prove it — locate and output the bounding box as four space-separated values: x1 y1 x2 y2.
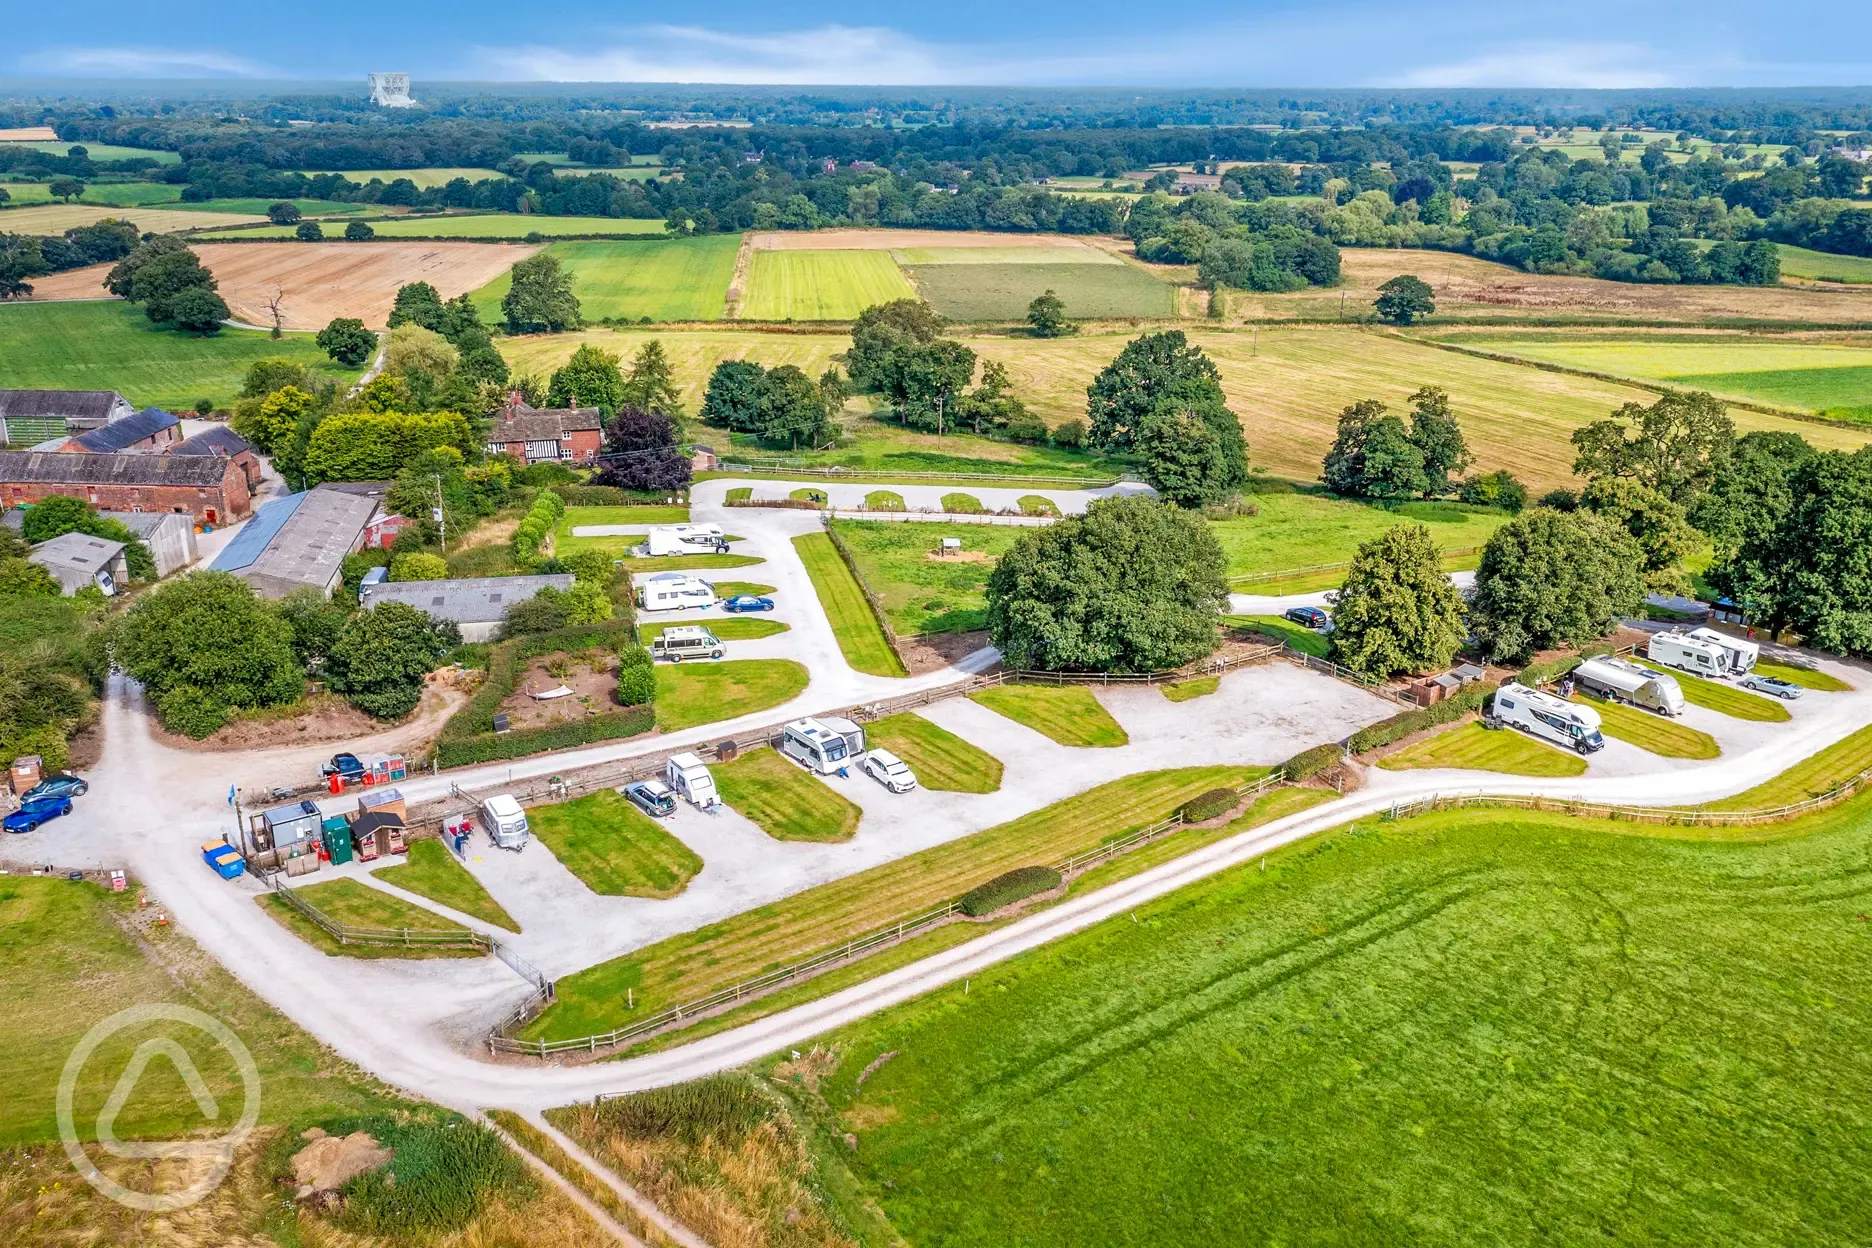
1467 508 1646 662
547 343 626 411
316 317 376 366
1085 331 1248 504
1327 523 1468 679
325 601 459 720
1026 289 1073 337
1718 445 1872 653
594 405 692 493
502 252 581 333
1571 390 1735 504
113 572 304 738
1373 274 1436 324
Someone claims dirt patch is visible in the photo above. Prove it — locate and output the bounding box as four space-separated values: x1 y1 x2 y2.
65 716 104 770
922 549 995 564
500 650 618 728
895 629 992 675
150 685 464 755
291 1129 392 1193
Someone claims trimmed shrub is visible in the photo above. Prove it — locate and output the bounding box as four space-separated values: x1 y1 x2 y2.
615 645 655 706
959 866 1063 917
1280 743 1344 783
1346 682 1501 754
1179 787 1239 822
513 490 566 567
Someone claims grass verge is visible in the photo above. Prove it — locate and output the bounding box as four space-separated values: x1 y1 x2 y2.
1704 722 1872 810
638 617 787 643
257 879 482 959
374 839 520 931
527 790 704 898
969 684 1129 747
1638 659 1792 722
1230 614 1331 657
1163 675 1221 702
1378 722 1588 776
864 711 1004 792
1568 692 1720 760
713 749 863 842
653 658 809 731
792 531 906 677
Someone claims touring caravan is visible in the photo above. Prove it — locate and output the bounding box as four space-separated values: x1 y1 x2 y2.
650 625 725 662
645 524 728 557
1493 682 1606 754
1573 656 1687 716
1686 627 1759 676
1647 630 1729 679
480 794 530 850
781 717 861 774
665 752 719 808
636 571 715 612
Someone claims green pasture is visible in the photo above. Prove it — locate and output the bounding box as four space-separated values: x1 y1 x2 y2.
469 236 739 323
308 167 503 187
863 712 1004 792
1213 488 1509 580
829 519 1023 634
0 140 179 163
1771 243 1872 284
908 261 1174 321
714 749 863 842
740 249 919 321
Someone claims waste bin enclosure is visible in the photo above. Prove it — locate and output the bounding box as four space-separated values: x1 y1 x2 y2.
321 816 354 866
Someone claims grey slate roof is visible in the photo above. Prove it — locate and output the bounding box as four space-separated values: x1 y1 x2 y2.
170 425 253 458
70 407 179 453
362 574 575 625
0 450 231 488
28 531 126 573
0 390 128 422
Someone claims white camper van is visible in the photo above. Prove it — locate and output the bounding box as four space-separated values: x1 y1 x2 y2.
1647 630 1729 679
650 624 724 662
636 571 715 612
480 794 530 850
781 716 864 774
1493 682 1606 754
645 524 728 557
1573 656 1687 716
665 752 719 808
1687 627 1759 676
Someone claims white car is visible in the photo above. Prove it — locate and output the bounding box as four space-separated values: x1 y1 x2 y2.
863 748 917 793
1740 673 1805 700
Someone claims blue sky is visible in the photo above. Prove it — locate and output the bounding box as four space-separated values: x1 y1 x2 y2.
9 1 1872 88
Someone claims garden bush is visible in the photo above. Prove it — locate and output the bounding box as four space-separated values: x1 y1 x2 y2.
615 645 655 707
1179 787 1240 822
1280 742 1345 782
1346 682 1501 754
959 865 1063 917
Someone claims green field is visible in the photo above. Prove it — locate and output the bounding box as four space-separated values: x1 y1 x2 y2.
0 300 362 409
909 261 1174 321
1215 489 1510 580
1568 693 1720 760
969 684 1129 747
200 213 672 240
829 519 1023 634
257 878 480 959
864 712 1005 792
653 658 808 731
526 789 703 898
470 237 740 323
553 503 690 556
639 616 787 643
0 180 184 207
311 167 504 187
740 249 919 321
1771 243 1872 284
714 749 863 842
1379 722 1588 776
789 794 1872 1246
794 532 907 677
1 140 180 163
374 839 520 931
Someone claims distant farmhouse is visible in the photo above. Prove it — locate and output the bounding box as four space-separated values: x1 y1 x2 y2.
368 73 415 108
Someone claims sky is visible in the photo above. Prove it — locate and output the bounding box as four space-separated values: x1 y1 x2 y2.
8 0 1872 89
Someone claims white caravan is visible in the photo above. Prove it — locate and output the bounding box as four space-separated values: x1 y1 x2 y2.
780 716 863 774
1493 682 1606 754
1647 630 1730 679
1686 627 1759 676
1573 656 1687 716
650 624 724 662
645 524 728 557
636 571 715 612
664 752 719 808
480 794 530 850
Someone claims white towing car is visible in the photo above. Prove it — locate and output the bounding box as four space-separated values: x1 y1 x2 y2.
863 748 918 792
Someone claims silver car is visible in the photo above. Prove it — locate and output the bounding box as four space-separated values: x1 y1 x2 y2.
863 748 918 793
1740 673 1804 700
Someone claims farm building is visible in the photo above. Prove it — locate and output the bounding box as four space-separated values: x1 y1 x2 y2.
1174 172 1223 194
107 510 198 577
62 407 182 455
360 573 575 641
208 484 379 598
0 451 250 525
29 532 129 596
361 512 417 549
168 425 264 492
0 389 135 445
486 396 603 464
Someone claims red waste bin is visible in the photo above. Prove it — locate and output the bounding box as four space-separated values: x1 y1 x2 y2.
328 772 343 795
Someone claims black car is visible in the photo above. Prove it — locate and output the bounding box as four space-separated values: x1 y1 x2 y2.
320 752 365 780
1284 606 1330 630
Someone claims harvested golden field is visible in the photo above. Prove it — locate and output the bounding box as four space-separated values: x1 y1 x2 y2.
501 325 852 409
0 202 266 234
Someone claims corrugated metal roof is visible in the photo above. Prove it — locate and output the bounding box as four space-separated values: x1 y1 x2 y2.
209 491 307 572
28 530 126 572
171 425 253 458
362 573 574 624
0 390 128 420
237 486 378 592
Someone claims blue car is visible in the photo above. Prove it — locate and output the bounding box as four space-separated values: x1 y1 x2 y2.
720 594 775 613
4 796 72 834
23 773 88 801
320 752 365 781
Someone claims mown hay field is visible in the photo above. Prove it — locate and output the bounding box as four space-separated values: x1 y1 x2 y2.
0 202 266 234
909 260 1174 321
469 236 739 323
739 249 919 320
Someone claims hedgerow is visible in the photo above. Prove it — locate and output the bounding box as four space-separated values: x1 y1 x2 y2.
1280 743 1344 783
1516 644 1615 689
1179 787 1239 822
512 489 566 567
960 866 1063 917
1346 682 1500 754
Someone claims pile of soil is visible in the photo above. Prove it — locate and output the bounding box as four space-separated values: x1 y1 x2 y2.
291 1128 391 1196
897 630 992 675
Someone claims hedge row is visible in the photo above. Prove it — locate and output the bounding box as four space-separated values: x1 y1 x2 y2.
1346 682 1501 755
1516 644 1615 689
1280 743 1345 783
1179 787 1240 822
514 490 566 567
437 705 656 768
554 484 673 507
960 866 1063 917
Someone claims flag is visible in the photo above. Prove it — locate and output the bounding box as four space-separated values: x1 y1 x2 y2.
227 784 236 807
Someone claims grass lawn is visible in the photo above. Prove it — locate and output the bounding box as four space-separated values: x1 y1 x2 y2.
708 580 776 597
469 237 739 323
864 712 1004 792
864 490 906 509
786 794 1872 1246
1755 658 1853 692
1018 494 1061 516
1213 488 1509 581
713 749 863 842
829 519 1024 634
940 491 986 513
1568 692 1720 760
374 838 520 931
741 249 918 321
907 260 1173 321
0 300 362 409
1162 675 1220 702
969 684 1129 748
1379 722 1588 776
639 616 787 643
1637 659 1792 722
553 503 689 557
526 789 703 898
1231 614 1331 657
653 658 808 731
1704 722 1872 810
523 766 1251 1041
793 532 907 676
257 878 482 959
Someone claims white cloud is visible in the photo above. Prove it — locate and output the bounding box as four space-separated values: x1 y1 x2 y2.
25 46 275 78
1381 41 1681 88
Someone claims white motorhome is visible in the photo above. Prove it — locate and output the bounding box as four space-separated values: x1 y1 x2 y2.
781 717 862 774
645 524 728 557
1686 627 1759 676
650 624 724 662
480 794 530 850
1647 630 1729 679
636 571 715 612
665 752 718 808
1573 656 1686 716
1493 682 1606 754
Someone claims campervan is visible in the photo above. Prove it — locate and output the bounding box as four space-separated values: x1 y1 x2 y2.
1573 656 1687 716
1686 627 1759 676
781 717 862 774
1648 630 1729 679
665 752 719 808
636 571 715 612
480 794 530 850
645 524 728 557
650 625 725 662
1493 682 1605 754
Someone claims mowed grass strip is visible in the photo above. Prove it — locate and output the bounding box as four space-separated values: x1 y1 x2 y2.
1703 722 1872 811
709 580 775 598
865 712 1004 793
257 878 481 959
1755 659 1852 692
654 659 809 731
620 552 762 572
1637 659 1791 722
741 249 918 321
374 839 520 931
553 503 690 556
1162 676 1220 702
1567 693 1720 760
714 749 862 842
523 766 1250 1040
526 789 703 898
1230 614 1330 657
792 532 906 677
469 237 739 323
969 684 1129 748
1379 722 1588 776
639 617 787 643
